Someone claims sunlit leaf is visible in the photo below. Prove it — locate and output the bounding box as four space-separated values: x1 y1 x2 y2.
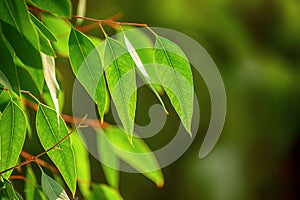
70 132 91 198
0 101 26 179
101 126 164 187
41 172 70 200
69 28 107 121
97 129 119 188
29 13 57 42
42 14 71 57
38 33 56 57
25 166 47 200
88 184 123 200
0 0 42 69
28 0 71 18
42 53 60 123
2 178 19 200
36 104 76 194
155 36 194 135
0 34 20 95
104 38 136 141
121 31 167 114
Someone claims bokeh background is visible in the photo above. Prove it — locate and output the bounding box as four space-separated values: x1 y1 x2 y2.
62 0 300 199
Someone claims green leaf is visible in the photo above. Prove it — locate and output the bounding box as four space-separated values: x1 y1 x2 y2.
89 184 123 200
29 14 57 42
0 0 42 69
100 126 164 187
36 104 76 194
2 179 19 200
0 34 20 95
42 54 60 123
70 132 91 198
155 36 194 135
25 166 48 200
38 33 56 57
97 129 119 188
69 28 107 121
41 172 70 200
28 0 71 18
0 101 26 179
42 14 71 57
121 31 168 114
104 38 136 141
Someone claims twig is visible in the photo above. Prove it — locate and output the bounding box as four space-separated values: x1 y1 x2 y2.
0 117 87 176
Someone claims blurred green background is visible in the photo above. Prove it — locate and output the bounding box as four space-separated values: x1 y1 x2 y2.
65 0 300 199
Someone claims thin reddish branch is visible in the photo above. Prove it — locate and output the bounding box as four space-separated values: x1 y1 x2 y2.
21 151 59 173
0 118 86 176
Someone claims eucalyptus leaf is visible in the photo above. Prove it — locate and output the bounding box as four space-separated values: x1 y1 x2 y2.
29 13 57 42
97 129 120 188
104 38 136 141
0 34 20 95
28 0 71 18
70 132 91 198
69 28 107 121
42 53 60 123
41 172 70 200
101 126 164 187
0 0 42 69
0 101 26 179
155 36 194 135
89 184 123 200
36 104 76 195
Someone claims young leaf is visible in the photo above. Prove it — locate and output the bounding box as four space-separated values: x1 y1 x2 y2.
155 36 194 135
42 53 60 123
36 104 76 195
102 126 164 187
0 34 20 95
104 38 136 141
0 101 26 179
69 28 107 121
89 184 123 200
28 0 72 18
41 172 70 200
70 132 91 198
97 129 120 188
121 32 168 114
29 13 57 42
0 0 42 69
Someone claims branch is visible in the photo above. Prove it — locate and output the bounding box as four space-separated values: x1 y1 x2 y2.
0 118 87 176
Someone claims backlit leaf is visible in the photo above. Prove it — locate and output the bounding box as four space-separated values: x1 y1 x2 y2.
70 132 91 198
101 126 164 187
41 172 70 200
42 53 60 123
69 28 107 121
36 104 76 194
97 129 119 188
0 34 20 95
88 184 123 200
104 38 136 141
155 36 194 135
28 0 72 18
29 14 57 42
0 101 26 179
0 0 42 69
